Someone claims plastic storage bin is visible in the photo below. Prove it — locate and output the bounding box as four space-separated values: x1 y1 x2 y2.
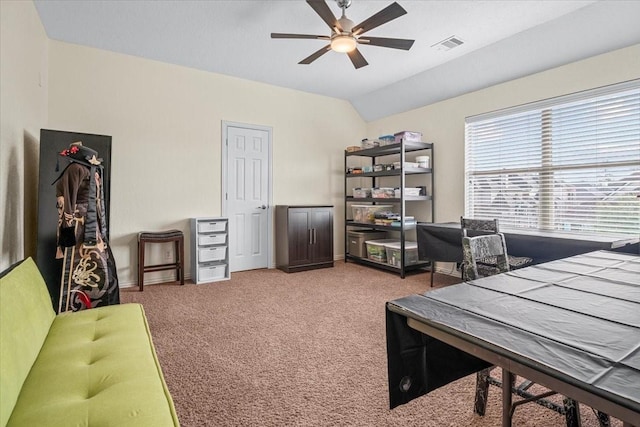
352 188 371 198
378 135 396 145
392 161 419 169
198 264 227 282
352 204 392 223
394 188 422 198
361 139 379 149
394 131 422 143
415 155 430 168
197 234 226 246
371 188 395 198
365 239 399 263
198 246 227 263
197 220 227 233
348 230 387 258
385 241 419 267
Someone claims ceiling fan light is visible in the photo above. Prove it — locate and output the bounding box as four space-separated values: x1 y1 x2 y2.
331 35 357 53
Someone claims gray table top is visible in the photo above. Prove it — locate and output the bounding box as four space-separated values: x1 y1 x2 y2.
387 250 640 415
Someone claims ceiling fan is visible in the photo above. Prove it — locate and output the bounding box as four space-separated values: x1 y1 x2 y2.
271 0 414 69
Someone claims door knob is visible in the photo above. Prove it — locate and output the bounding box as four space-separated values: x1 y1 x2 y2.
256 205 267 210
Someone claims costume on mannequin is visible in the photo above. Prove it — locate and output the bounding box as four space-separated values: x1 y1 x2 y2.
54 142 119 312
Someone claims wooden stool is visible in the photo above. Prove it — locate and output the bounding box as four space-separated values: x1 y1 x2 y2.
137 230 185 291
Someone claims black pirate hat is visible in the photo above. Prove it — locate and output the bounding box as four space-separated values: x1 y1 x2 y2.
52 141 103 184
58 141 102 168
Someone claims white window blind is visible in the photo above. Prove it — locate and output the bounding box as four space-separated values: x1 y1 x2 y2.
465 80 640 236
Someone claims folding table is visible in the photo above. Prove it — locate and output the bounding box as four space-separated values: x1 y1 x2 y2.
386 250 640 427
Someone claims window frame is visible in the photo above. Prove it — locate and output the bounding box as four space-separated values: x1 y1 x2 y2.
464 79 640 237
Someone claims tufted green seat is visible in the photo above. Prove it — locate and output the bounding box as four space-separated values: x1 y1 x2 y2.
1 258 180 427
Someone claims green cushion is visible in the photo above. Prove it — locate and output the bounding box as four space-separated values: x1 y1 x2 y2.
6 303 180 427
0 258 56 427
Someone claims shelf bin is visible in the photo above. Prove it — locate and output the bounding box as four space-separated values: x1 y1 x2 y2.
197 220 226 233
365 239 399 263
198 264 227 282
385 241 419 267
348 230 388 258
198 246 227 263
198 233 226 246
351 204 392 224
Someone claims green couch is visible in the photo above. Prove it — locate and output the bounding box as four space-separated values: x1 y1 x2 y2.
0 258 180 427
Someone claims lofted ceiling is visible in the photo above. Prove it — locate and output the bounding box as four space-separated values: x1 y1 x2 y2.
34 0 640 121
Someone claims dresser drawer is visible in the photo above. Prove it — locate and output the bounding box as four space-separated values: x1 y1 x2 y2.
198 246 227 263
198 233 226 246
197 221 226 233
198 264 226 282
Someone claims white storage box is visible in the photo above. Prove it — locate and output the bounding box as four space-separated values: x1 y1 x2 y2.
392 161 419 169
365 239 399 263
385 241 419 267
198 233 226 246
198 246 227 263
198 264 227 282
197 220 226 233
415 155 430 168
394 188 422 198
352 204 392 223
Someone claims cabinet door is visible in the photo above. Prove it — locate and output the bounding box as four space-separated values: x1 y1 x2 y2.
288 208 312 266
310 208 333 263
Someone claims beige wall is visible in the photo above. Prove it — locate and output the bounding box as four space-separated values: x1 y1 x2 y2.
47 41 366 285
0 0 48 270
3 2 638 282
367 44 640 274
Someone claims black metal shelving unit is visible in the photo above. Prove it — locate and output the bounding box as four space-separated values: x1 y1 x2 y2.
344 140 434 278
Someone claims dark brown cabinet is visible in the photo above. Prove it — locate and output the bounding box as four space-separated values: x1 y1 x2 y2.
276 205 334 273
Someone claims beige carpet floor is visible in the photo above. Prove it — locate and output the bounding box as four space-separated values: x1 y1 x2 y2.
122 261 620 426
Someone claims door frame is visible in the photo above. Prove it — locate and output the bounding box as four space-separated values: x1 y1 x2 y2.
221 121 274 269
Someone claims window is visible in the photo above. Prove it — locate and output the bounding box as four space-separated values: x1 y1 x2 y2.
465 80 640 236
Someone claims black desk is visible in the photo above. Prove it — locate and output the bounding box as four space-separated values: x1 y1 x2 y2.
417 222 639 265
386 250 640 427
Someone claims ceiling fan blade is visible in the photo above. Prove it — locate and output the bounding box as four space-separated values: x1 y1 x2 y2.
306 0 341 32
357 36 414 50
351 2 407 36
347 48 368 69
271 33 330 40
299 45 332 65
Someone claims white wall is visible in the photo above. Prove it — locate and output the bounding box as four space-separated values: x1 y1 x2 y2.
0 0 48 270
366 44 640 273
3 3 637 282
47 41 366 285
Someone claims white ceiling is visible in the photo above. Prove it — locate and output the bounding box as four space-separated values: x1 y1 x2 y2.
34 0 640 121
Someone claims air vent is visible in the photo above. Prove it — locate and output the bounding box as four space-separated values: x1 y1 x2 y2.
432 35 464 51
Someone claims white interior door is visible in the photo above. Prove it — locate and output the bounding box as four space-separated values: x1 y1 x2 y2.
223 123 271 272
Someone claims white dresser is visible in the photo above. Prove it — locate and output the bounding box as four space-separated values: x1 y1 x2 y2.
190 217 230 283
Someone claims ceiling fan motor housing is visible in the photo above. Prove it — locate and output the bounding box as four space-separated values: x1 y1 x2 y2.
338 16 355 33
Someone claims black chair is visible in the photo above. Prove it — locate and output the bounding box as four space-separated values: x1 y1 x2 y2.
460 216 532 280
463 233 610 427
